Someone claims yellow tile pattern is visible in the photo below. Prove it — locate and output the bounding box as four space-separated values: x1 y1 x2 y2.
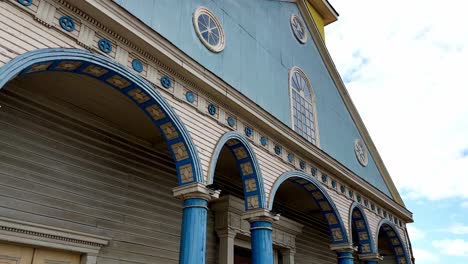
353 210 362 218
359 232 369 240
27 62 53 73
171 142 189 161
106 74 131 89
361 243 371 253
331 228 343 241
244 178 257 192
146 105 166 120
312 192 323 200
325 213 337 225
233 147 248 160
82 65 108 77
304 184 316 191
319 201 331 211
247 196 259 209
240 162 253 175
160 122 179 140
128 88 150 103
56 61 83 71
356 220 365 229
179 164 193 183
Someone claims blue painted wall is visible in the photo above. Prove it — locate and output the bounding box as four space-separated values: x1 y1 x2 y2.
115 0 393 198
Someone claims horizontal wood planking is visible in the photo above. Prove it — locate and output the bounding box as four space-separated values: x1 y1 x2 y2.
295 221 336 264
0 85 217 263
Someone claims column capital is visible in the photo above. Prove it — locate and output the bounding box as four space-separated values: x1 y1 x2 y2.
330 243 356 253
173 182 219 201
358 253 383 261
241 209 279 223
216 229 237 239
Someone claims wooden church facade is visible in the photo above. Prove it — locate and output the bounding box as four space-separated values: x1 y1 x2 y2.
0 0 414 264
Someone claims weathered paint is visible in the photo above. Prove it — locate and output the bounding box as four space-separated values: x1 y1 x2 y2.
114 0 393 198
180 198 209 264
337 251 354 264
250 220 274 264
306 1 325 40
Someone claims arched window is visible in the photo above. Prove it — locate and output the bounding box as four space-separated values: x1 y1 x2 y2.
289 67 319 145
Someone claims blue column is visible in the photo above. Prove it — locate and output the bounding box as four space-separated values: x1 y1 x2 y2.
250 220 273 264
179 198 208 264
337 251 354 264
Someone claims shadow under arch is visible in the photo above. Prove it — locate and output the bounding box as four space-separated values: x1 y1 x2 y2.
268 170 349 245
376 219 411 264
0 48 203 185
349 202 376 255
207 131 266 210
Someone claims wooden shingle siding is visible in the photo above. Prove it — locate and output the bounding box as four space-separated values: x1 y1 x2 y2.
0 86 217 263
295 220 336 264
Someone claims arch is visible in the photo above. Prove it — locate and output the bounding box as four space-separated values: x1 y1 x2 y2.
376 219 411 264
207 131 266 211
269 170 349 244
0 48 203 185
349 202 376 254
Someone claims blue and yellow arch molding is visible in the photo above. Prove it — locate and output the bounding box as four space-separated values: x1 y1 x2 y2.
377 219 411 264
0 48 209 264
269 170 349 244
349 203 376 256
208 131 266 211
0 48 203 186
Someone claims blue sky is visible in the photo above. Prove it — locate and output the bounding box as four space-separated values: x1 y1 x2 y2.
326 0 468 263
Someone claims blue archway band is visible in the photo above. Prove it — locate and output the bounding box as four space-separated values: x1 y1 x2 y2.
350 202 376 254
377 220 411 264
207 131 266 211
0 48 203 186
269 170 349 244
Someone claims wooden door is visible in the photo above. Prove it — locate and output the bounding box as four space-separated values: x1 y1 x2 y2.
0 243 79 264
0 244 34 264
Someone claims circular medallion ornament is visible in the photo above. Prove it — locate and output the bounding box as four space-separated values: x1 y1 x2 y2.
299 160 305 170
287 153 294 163
244 127 252 137
290 14 307 44
208 103 217 116
227 116 235 127
311 167 317 177
354 139 368 166
274 145 282 155
331 180 337 189
59 16 75 32
17 0 32 6
321 174 328 183
193 7 225 52
98 38 112 54
260 137 268 146
160 76 172 88
132 59 143 73
185 91 195 103
340 185 346 194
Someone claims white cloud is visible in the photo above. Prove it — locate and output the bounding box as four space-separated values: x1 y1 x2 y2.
433 239 468 257
461 201 468 208
407 225 425 241
326 0 468 201
445 223 468 235
413 248 440 264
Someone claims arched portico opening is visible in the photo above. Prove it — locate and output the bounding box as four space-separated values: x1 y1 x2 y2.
268 170 349 263
377 220 411 264
207 131 266 211
207 131 268 263
349 203 376 263
0 48 206 264
0 48 203 185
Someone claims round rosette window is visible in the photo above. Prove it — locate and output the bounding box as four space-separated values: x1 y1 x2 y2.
290 14 307 44
193 7 225 52
354 139 368 167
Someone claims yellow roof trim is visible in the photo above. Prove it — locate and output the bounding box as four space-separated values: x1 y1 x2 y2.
306 0 339 25
298 0 406 208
